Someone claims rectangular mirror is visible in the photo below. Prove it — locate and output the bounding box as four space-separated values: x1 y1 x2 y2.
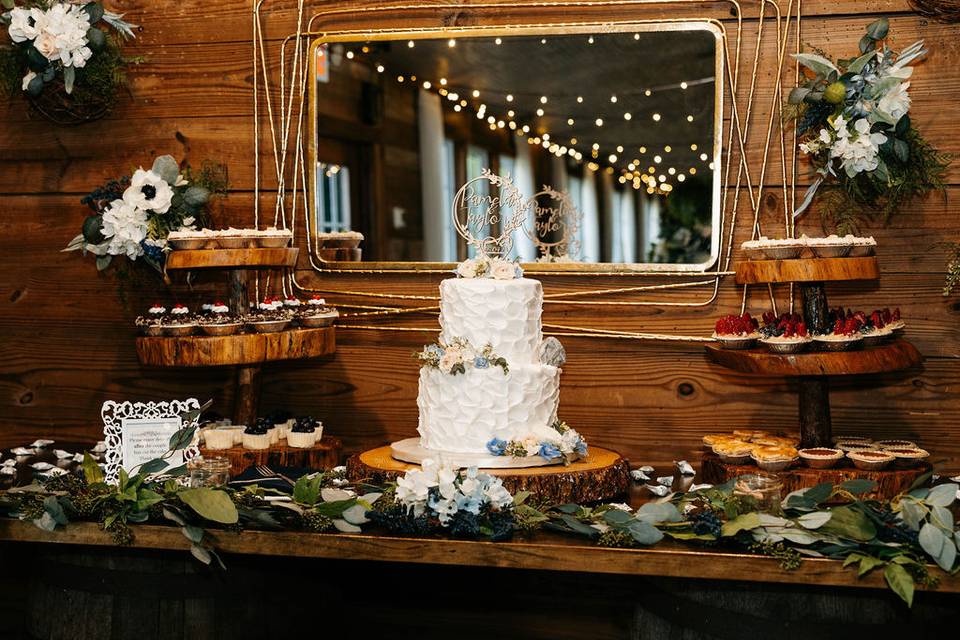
308 23 723 271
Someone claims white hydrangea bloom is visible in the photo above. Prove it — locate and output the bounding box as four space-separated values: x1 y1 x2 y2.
830 117 887 177
35 4 93 68
100 199 147 259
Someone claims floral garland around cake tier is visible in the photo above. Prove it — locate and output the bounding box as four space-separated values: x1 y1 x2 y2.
416 337 509 375
486 420 589 465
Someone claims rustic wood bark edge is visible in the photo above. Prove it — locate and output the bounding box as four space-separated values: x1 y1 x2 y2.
346 446 631 503
705 339 922 377
135 327 336 367
199 435 343 476
701 452 930 500
734 257 880 284
165 248 299 270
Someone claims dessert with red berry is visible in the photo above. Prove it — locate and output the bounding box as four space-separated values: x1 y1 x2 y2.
135 304 168 336
712 313 760 349
300 295 339 328
248 296 292 333
162 303 197 336
198 301 243 336
758 311 812 354
860 307 896 346
812 308 864 351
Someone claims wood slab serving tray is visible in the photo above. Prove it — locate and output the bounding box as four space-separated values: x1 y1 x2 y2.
200 435 342 476
705 339 921 377
701 452 929 500
165 248 299 270
136 327 335 367
735 256 879 284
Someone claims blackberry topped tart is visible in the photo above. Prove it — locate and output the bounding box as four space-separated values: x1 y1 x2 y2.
288 416 322 448
759 312 812 354
242 423 271 450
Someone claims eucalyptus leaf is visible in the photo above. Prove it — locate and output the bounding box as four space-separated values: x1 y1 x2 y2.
803 482 834 505
313 498 356 518
162 506 186 526
778 530 819 545
560 514 600 538
787 87 810 104
341 504 370 526
43 496 69 526
792 52 840 78
626 520 663 545
918 523 945 559
819 506 876 542
840 479 877 494
184 186 210 207
858 34 875 55
926 483 957 507
320 488 354 503
847 50 876 74
797 511 832 530
178 488 239 524
931 505 954 531
884 563 914 607
182 525 204 543
127 510 149 523
555 503 580 514
936 537 956 572
26 74 44 96
635 502 681 524
151 155 180 185
190 544 212 565
720 512 761 537
63 66 75 95
603 509 633 525
333 519 362 533
866 17 889 41
86 26 106 51
899 500 924 531
95 255 112 271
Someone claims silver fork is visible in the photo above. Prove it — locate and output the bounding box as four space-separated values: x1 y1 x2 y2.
255 464 295 487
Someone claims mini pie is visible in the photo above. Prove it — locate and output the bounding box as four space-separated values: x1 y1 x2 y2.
834 436 873 445
751 435 799 447
799 447 844 459
848 449 894 463
703 434 740 447
751 445 798 462
713 440 754 456
733 429 769 440
876 439 916 449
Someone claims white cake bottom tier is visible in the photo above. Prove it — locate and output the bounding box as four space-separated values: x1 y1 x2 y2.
417 363 560 454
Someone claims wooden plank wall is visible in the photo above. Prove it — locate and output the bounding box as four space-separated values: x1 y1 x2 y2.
0 0 957 475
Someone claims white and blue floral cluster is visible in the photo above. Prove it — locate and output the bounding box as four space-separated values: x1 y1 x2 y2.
395 459 514 526
455 255 524 280
416 337 509 376
486 420 588 465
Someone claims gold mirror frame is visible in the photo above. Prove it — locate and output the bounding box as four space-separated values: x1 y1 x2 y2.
306 21 726 274
252 0 800 316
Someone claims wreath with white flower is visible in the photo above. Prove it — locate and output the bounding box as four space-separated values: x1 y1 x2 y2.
787 18 949 234
63 154 227 275
0 1 139 124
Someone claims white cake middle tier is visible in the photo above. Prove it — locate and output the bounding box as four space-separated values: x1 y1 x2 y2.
417 363 560 454
439 277 543 364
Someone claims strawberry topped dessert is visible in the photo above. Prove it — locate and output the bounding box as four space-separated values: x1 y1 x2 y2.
712 313 761 349
759 312 812 353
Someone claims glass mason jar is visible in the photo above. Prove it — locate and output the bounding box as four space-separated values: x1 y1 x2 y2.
732 473 783 514
187 456 231 488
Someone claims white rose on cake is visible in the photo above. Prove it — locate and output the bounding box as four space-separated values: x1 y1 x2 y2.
438 349 464 374
124 168 175 214
490 258 518 280
456 257 481 278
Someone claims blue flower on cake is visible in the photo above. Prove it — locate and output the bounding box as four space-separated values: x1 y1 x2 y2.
537 442 562 462
416 337 509 376
486 438 507 456
484 420 588 465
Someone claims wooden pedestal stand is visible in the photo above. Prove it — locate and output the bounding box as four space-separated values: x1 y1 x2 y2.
347 446 631 504
135 248 336 427
199 436 343 476
704 256 924 497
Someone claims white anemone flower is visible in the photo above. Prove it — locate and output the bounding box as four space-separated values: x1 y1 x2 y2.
123 168 175 214
7 7 45 43
100 199 148 259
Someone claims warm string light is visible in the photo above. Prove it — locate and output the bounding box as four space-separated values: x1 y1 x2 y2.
341 44 714 194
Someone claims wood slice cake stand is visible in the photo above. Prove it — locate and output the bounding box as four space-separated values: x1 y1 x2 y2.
200 435 342 476
701 453 930 500
139 247 336 426
347 446 631 504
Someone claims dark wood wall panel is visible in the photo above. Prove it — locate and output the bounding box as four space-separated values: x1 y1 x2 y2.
0 0 957 476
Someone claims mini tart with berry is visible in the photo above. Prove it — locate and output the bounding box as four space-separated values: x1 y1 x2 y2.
712 440 754 464
798 447 845 469
241 425 271 450
812 332 863 351
847 449 894 471
750 445 798 471
162 304 197 336
760 334 812 354
885 447 930 468
712 313 760 349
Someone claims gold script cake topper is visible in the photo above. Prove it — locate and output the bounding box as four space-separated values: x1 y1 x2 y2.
525 185 582 262
451 169 529 258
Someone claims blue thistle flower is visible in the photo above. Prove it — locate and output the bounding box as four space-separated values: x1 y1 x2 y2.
486 438 507 456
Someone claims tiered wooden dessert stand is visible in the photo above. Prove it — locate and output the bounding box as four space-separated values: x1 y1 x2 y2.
135 248 339 465
704 256 926 498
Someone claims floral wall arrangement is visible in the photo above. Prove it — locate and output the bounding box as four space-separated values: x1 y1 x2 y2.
787 18 950 235
63 154 228 275
0 1 138 123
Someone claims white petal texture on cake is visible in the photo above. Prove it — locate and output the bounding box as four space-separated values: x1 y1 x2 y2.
417 365 561 453
439 278 543 364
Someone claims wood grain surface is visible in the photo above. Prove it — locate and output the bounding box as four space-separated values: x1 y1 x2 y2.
199 434 343 475
705 339 923 376
0 1 958 481
165 248 299 270
135 327 336 366
735 257 880 284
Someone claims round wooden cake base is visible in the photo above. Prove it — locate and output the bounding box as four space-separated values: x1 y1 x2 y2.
200 435 342 476
701 452 930 500
347 445 631 504
390 437 565 469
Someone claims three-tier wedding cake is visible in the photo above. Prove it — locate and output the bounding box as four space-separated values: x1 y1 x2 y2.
391 255 586 468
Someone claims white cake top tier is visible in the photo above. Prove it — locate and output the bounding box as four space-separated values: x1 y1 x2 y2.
439 277 543 364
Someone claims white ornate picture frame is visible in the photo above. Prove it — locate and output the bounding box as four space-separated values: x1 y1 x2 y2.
101 399 201 485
